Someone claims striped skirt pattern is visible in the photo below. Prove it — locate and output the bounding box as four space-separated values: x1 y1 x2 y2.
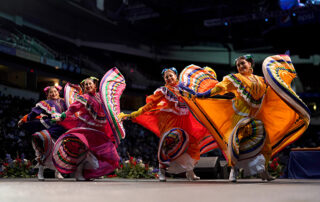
158 128 189 165
228 118 266 165
32 130 54 167
52 134 88 174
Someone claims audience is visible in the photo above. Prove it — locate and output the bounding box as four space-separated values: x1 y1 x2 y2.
0 93 36 160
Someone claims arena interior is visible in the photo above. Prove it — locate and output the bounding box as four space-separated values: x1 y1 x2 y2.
1 1 320 202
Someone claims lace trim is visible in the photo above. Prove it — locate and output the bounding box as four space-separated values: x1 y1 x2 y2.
155 86 189 115
226 74 264 108
36 100 61 118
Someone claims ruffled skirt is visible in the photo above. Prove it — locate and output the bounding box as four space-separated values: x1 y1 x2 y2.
52 127 119 179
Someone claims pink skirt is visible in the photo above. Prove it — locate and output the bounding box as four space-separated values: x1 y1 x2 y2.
52 127 119 179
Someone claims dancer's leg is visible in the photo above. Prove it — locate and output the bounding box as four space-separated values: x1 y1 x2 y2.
229 166 237 182
186 170 200 181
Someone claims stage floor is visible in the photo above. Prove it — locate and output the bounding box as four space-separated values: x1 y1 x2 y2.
1 178 319 202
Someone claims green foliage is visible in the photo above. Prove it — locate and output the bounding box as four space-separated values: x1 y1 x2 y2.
114 157 158 179
0 158 35 178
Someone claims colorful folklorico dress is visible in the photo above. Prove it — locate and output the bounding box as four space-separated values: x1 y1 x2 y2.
133 79 218 174
179 55 310 176
19 98 67 168
52 68 126 179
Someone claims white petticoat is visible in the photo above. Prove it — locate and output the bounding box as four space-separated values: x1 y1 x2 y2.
166 153 197 174
237 154 266 176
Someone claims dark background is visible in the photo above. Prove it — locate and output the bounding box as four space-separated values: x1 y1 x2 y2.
0 0 319 169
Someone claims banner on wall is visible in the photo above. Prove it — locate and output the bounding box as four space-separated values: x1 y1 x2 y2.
40 57 62 69
1 44 78 74
16 49 41 63
0 44 16 56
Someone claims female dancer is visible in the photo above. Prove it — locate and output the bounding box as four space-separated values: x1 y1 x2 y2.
179 55 310 182
119 67 216 181
212 55 271 181
18 85 67 180
52 75 122 181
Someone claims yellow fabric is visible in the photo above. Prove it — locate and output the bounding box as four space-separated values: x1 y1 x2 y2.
187 73 272 166
204 67 217 80
256 87 308 156
181 55 310 168
129 107 144 119
210 73 267 117
187 72 307 166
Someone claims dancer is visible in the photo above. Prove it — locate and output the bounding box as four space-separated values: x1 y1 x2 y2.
119 67 217 181
18 85 67 180
215 55 271 182
52 68 125 181
179 54 310 182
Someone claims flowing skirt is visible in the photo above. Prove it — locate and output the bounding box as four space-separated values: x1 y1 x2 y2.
52 127 120 179
32 130 55 169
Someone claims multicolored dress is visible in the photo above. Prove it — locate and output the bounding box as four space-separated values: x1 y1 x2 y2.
179 55 310 176
52 68 126 179
133 81 218 174
20 98 67 169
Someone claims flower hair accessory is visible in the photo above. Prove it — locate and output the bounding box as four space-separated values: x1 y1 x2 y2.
80 76 99 87
44 85 62 94
243 54 253 59
80 76 99 88
161 67 178 76
234 54 254 67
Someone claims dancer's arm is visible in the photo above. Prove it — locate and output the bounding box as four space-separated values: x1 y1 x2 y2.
52 100 83 122
180 77 231 99
119 91 163 120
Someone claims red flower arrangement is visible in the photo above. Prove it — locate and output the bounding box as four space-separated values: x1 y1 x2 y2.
268 157 283 178
0 157 35 178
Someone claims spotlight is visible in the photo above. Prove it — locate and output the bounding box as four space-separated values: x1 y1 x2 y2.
265 18 269 22
224 22 228 26
292 12 296 17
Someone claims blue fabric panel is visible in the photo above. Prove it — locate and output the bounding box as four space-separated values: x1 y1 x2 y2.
288 151 320 179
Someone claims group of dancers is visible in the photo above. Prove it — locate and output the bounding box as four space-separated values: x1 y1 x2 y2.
18 54 310 182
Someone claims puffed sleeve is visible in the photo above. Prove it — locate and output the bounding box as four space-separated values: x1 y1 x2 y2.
193 75 234 98
27 105 44 121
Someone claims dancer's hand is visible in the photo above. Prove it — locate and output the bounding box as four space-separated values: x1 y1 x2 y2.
174 88 195 99
118 112 130 121
51 117 61 124
182 91 196 99
187 92 196 100
51 112 66 123
17 119 25 128
17 115 28 128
